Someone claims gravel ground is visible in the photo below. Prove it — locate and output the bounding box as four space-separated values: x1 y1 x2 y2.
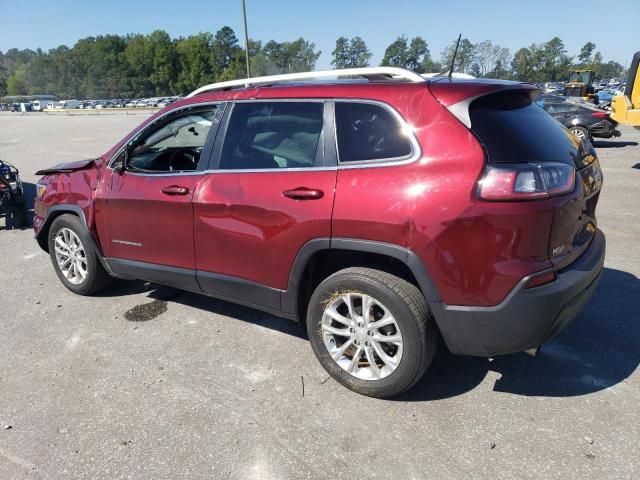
0 112 638 479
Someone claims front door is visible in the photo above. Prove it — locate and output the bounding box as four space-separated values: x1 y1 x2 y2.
96 104 221 286
193 101 336 308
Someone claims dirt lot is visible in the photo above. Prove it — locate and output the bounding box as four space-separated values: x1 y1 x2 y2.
0 112 639 479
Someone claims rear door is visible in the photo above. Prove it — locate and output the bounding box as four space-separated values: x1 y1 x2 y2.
193 100 336 308
96 104 223 283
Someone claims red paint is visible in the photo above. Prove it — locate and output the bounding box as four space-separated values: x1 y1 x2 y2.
34 77 602 308
193 170 335 289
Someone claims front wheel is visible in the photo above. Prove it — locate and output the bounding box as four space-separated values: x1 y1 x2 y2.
47 214 112 295
307 267 437 398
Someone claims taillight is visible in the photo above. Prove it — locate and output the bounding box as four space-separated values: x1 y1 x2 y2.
478 162 575 201
591 111 609 118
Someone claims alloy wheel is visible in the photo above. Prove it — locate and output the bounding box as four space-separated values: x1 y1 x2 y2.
54 228 88 285
321 292 404 380
570 128 587 140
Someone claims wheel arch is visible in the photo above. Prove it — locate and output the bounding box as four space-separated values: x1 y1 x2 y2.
37 205 112 274
36 205 88 252
282 238 442 325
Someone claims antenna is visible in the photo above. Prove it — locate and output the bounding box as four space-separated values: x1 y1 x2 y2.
448 34 462 79
242 0 251 78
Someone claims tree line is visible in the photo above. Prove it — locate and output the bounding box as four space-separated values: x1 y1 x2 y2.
0 26 626 99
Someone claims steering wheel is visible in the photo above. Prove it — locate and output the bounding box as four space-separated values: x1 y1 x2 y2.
168 150 197 171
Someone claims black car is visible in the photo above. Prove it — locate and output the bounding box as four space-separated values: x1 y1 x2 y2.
536 96 620 142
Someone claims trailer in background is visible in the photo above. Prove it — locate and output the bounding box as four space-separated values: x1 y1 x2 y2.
32 95 58 111
55 99 82 109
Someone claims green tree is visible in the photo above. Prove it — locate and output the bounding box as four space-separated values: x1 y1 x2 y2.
511 47 535 81
175 33 214 94
578 42 596 64
211 26 241 76
332 37 350 68
262 38 320 73
147 30 177 95
332 36 372 69
540 37 569 81
597 60 624 81
6 68 30 95
123 34 153 96
406 37 431 73
440 38 475 74
474 40 510 77
381 36 431 72
381 36 408 67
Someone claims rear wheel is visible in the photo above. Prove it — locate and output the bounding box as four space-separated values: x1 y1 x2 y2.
569 126 590 142
47 214 112 295
307 267 437 398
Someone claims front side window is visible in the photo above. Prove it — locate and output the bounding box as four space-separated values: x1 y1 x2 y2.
335 102 412 163
219 102 323 170
121 106 218 173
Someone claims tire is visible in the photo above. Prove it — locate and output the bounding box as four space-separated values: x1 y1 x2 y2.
306 267 437 398
12 203 28 228
47 214 112 295
569 126 590 142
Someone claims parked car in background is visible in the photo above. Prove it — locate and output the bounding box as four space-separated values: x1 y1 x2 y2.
125 100 137 108
33 68 606 398
597 89 617 104
55 100 82 109
537 96 620 141
135 100 148 107
593 82 608 92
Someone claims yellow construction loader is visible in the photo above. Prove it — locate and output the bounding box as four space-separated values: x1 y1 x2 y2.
611 51 640 127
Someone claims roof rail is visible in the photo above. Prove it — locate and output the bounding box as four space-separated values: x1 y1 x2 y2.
186 67 425 98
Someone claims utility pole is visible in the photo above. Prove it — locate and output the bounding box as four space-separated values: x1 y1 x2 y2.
242 0 251 78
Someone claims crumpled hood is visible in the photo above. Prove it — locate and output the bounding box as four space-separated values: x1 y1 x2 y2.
35 158 97 175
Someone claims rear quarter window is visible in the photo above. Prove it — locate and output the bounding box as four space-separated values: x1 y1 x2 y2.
335 102 413 163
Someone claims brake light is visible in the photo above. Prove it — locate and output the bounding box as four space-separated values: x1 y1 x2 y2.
591 111 609 118
478 162 575 201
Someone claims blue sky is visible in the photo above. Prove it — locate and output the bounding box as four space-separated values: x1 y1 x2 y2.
1 0 638 68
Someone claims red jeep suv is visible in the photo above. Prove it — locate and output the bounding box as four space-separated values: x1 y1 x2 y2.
34 68 605 398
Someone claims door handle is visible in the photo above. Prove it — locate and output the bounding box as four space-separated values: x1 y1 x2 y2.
161 185 189 195
283 187 324 200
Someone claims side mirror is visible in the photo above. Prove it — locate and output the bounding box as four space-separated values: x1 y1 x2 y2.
112 149 128 174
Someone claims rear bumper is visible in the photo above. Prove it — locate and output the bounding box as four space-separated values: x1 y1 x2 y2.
590 120 620 138
432 229 606 357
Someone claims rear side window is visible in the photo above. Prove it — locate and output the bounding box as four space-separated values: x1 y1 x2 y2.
335 102 412 163
469 91 591 169
220 102 323 169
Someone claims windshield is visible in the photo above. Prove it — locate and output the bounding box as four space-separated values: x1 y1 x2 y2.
568 71 592 84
